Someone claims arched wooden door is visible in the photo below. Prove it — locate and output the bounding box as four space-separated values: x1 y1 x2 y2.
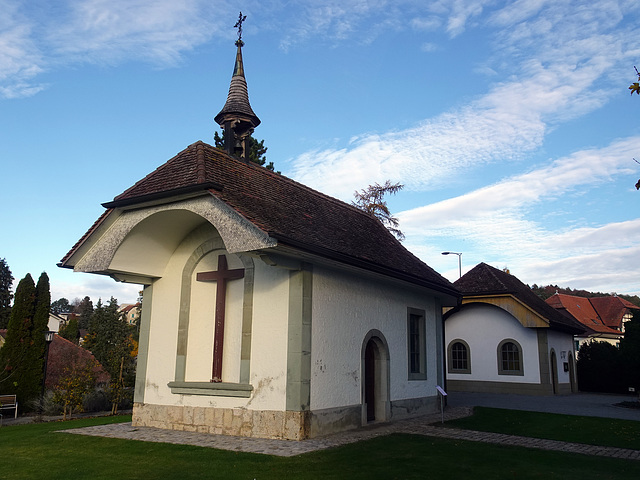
362 332 390 424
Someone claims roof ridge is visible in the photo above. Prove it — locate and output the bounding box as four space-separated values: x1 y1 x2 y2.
198 141 381 220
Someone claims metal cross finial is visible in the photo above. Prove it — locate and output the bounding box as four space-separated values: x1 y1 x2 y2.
234 12 247 46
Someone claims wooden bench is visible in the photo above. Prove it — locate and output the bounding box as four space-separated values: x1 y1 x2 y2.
0 394 18 420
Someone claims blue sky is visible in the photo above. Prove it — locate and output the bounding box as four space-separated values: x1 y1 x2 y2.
1 0 639 305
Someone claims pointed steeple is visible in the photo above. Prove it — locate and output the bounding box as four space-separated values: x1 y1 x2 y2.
215 12 260 160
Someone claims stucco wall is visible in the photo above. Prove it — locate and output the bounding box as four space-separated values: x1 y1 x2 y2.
139 223 290 412
310 265 441 411
445 303 541 384
547 329 575 388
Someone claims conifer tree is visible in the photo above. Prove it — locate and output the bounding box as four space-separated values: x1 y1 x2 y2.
75 296 94 330
0 274 37 409
83 297 136 410
0 273 52 410
352 181 405 240
59 316 80 344
0 258 13 329
213 130 277 172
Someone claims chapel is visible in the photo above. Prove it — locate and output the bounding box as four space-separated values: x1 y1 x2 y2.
60 18 460 439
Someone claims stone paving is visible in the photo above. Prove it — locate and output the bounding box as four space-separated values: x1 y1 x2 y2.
59 406 640 460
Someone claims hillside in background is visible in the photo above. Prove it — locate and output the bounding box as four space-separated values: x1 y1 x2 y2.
530 284 640 307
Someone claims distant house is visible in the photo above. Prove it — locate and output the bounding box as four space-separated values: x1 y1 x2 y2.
444 263 584 395
118 304 141 325
0 329 5 349
545 293 640 349
48 312 66 333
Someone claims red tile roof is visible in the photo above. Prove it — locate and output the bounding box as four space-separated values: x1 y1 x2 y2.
589 296 640 329
453 263 584 334
64 141 458 297
545 294 624 336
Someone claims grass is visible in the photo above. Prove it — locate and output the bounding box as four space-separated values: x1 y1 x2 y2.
445 406 640 450
0 414 639 479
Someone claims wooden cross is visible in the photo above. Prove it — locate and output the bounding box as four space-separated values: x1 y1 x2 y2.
196 255 245 382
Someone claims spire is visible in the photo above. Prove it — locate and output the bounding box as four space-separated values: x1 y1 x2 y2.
214 12 260 159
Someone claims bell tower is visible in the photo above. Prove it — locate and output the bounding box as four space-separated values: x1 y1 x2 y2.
214 12 261 159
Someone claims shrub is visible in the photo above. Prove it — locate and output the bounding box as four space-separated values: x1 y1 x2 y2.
577 341 625 393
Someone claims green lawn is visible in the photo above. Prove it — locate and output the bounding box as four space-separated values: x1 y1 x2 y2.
0 414 639 479
445 406 640 450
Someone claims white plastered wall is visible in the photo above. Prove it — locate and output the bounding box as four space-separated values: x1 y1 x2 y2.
310 265 441 411
140 222 290 412
547 329 575 386
446 303 541 384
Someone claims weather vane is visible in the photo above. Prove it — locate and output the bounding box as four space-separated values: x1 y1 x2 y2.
234 12 246 46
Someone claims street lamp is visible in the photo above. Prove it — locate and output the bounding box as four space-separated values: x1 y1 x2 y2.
441 251 462 279
41 331 55 403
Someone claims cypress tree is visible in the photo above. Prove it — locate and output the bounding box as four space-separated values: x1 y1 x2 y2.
0 258 13 329
30 273 51 393
0 274 37 409
0 272 51 410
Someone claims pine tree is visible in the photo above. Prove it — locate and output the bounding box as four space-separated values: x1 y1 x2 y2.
0 258 13 329
51 297 71 315
75 296 94 330
59 316 80 344
83 297 137 410
213 130 277 172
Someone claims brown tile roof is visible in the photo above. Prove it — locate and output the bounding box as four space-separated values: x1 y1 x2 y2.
46 334 110 389
67 141 458 297
454 263 585 334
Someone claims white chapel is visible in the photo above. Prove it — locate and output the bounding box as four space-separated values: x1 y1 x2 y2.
60 24 460 440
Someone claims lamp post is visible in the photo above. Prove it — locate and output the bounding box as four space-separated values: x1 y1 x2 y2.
41 331 55 404
441 251 462 279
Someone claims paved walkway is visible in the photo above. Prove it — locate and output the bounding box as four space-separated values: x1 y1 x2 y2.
448 391 640 421
59 405 640 460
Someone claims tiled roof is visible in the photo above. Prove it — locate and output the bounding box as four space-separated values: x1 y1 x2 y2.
590 296 640 329
546 293 635 335
71 141 458 296
454 263 584 333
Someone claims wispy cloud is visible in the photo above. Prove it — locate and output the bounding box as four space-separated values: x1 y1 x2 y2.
47 0 227 65
287 0 637 200
0 0 234 99
0 1 46 98
398 137 640 293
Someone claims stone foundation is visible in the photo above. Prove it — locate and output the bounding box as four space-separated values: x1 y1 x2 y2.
132 403 310 440
133 396 441 441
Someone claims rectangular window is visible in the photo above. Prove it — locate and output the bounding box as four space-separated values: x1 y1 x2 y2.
407 308 426 380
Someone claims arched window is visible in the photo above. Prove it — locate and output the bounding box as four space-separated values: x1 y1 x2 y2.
447 339 471 374
497 339 524 376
